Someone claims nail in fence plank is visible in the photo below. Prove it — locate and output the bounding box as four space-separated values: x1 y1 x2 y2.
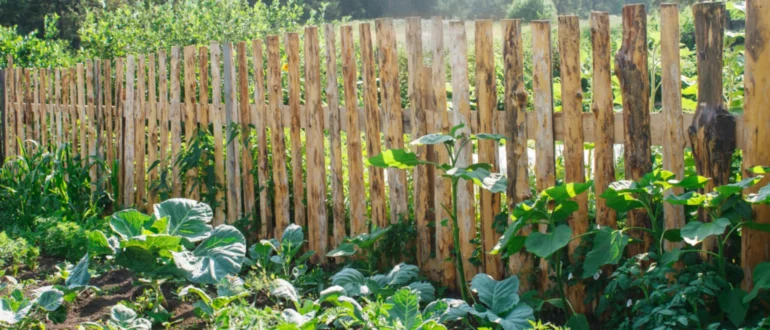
136 55 147 208
223 43 243 224
325 24 346 248
532 20 555 291
210 42 226 226
285 33 306 229
503 18 533 289
158 51 169 195
170 48 183 197
616 4 653 255
448 20 479 283
184 46 199 200
360 23 387 230
238 41 255 224
252 39 272 236
198 47 210 202
432 15 456 289
305 26 328 263
376 18 408 223
87 61 98 194
406 17 432 267
660 5 686 252
742 0 770 290
267 36 291 235
124 56 136 207
148 54 159 209
475 19 503 279
340 26 367 236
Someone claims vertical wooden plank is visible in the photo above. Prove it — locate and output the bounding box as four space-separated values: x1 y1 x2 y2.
305 26 328 263
135 55 147 208
615 4 652 255
183 46 199 200
210 42 226 226
431 16 456 288
448 21 478 284
420 65 438 279
361 23 387 230
238 41 255 224
40 69 48 149
170 47 182 197
591 12 617 229
95 61 102 180
325 24 346 248
68 68 77 156
267 36 291 235
660 5 686 252
405 17 431 267
86 60 98 194
558 15 588 313
124 56 136 207
158 51 169 196
77 64 86 162
340 26 367 236
532 20 555 291
503 19 533 290
475 19 503 279
199 47 210 131
55 69 62 150
223 43 243 224
32 70 39 144
3 58 9 158
18 68 26 151
376 18 408 223
252 39 272 237
147 54 159 209
743 0 770 290
285 33 306 229
104 61 113 178
115 60 125 196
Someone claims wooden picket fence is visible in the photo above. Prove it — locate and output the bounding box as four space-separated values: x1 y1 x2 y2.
3 2 770 311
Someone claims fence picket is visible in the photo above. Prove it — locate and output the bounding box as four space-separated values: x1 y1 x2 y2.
285 33 306 230
324 24 346 248
223 43 243 225
184 46 199 200
147 54 159 209
267 36 291 235
86 61 97 194
114 60 124 196
170 47 182 197
158 51 169 199
252 39 272 237
136 55 147 208
210 42 226 226
305 26 328 263
124 56 136 207
199 47 210 203
237 41 255 225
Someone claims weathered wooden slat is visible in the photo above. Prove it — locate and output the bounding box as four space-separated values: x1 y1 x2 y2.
183 46 199 200
616 4 653 256
223 43 243 224
40 69 48 149
104 62 113 174
170 47 182 197
305 26 328 263
285 33 306 230
340 26 367 236
237 41 254 225
252 39 272 237
660 5 686 252
124 56 136 207
158 51 169 197
136 55 148 208
3 58 11 158
376 18 408 223
448 20 478 284
325 24 346 248
55 69 63 150
76 64 86 162
32 70 39 145
147 54 159 209
20 69 27 150
360 23 387 230
86 60 97 194
198 47 210 203
210 42 226 226
503 18 533 291
69 68 77 154
115 60 125 196
742 0 770 290
23 69 31 149
267 36 291 236
420 65 438 280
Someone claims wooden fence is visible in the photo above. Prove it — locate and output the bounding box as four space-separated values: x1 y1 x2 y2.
3 2 770 310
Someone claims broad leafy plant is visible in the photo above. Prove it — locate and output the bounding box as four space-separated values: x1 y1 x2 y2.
178 276 249 322
0 280 66 329
327 226 390 273
330 263 435 303
80 304 152 330
249 223 314 281
467 274 535 330
367 123 507 301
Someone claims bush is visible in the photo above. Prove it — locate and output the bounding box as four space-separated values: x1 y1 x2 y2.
0 232 39 275
507 0 556 22
35 217 88 262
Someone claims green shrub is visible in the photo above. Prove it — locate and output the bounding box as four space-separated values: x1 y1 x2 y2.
36 217 88 262
0 232 39 276
507 0 556 22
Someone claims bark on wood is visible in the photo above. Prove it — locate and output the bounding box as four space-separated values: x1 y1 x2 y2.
124 56 136 207
324 24 347 249
135 56 147 209
305 26 328 263
170 47 182 197
267 36 291 236
148 54 159 209
252 39 272 238
238 41 255 224
183 46 199 200
210 42 226 226
285 33 306 230
223 43 243 224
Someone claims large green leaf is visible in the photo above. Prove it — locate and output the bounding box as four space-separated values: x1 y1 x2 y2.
0 297 31 325
470 303 534 330
446 166 507 193
270 279 299 304
122 235 183 255
719 287 748 327
474 133 507 142
659 248 684 267
747 182 770 204
490 218 528 257
410 134 455 145
281 224 304 255
65 254 91 289
331 268 369 297
153 198 214 242
543 181 593 201
745 262 770 303
665 191 707 206
326 242 356 257
566 314 590 330
87 230 117 256
680 218 730 246
407 282 435 302
423 299 472 323
525 225 572 258
470 274 520 315
582 228 629 278
34 287 64 312
172 225 246 284
604 194 645 213
109 304 152 330
367 149 433 169
373 263 419 287
668 175 710 190
388 289 422 330
110 209 152 239
719 176 763 196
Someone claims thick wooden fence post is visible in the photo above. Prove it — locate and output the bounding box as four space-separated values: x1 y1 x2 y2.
743 0 770 290
147 54 158 209
305 26 328 263
690 3 737 256
616 4 652 256
660 4 686 252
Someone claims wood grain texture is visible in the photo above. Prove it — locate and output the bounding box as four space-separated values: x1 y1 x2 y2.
742 0 770 290
223 43 243 224
340 26 367 236
590 12 617 229
360 23 387 230
77 64 86 162
147 54 159 209
503 18 533 291
238 41 255 225
267 36 291 236
158 51 169 197
55 69 63 151
615 4 652 256
324 24 347 248
210 42 226 226
475 19 503 279
183 46 199 200
135 55 147 209
124 56 136 207
660 5 686 252
199 47 210 201
252 39 272 237
86 61 98 195
376 18 408 223
305 26 328 263
170 47 182 197
448 21 478 283
114 60 124 196
103 61 113 181
285 33 306 230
